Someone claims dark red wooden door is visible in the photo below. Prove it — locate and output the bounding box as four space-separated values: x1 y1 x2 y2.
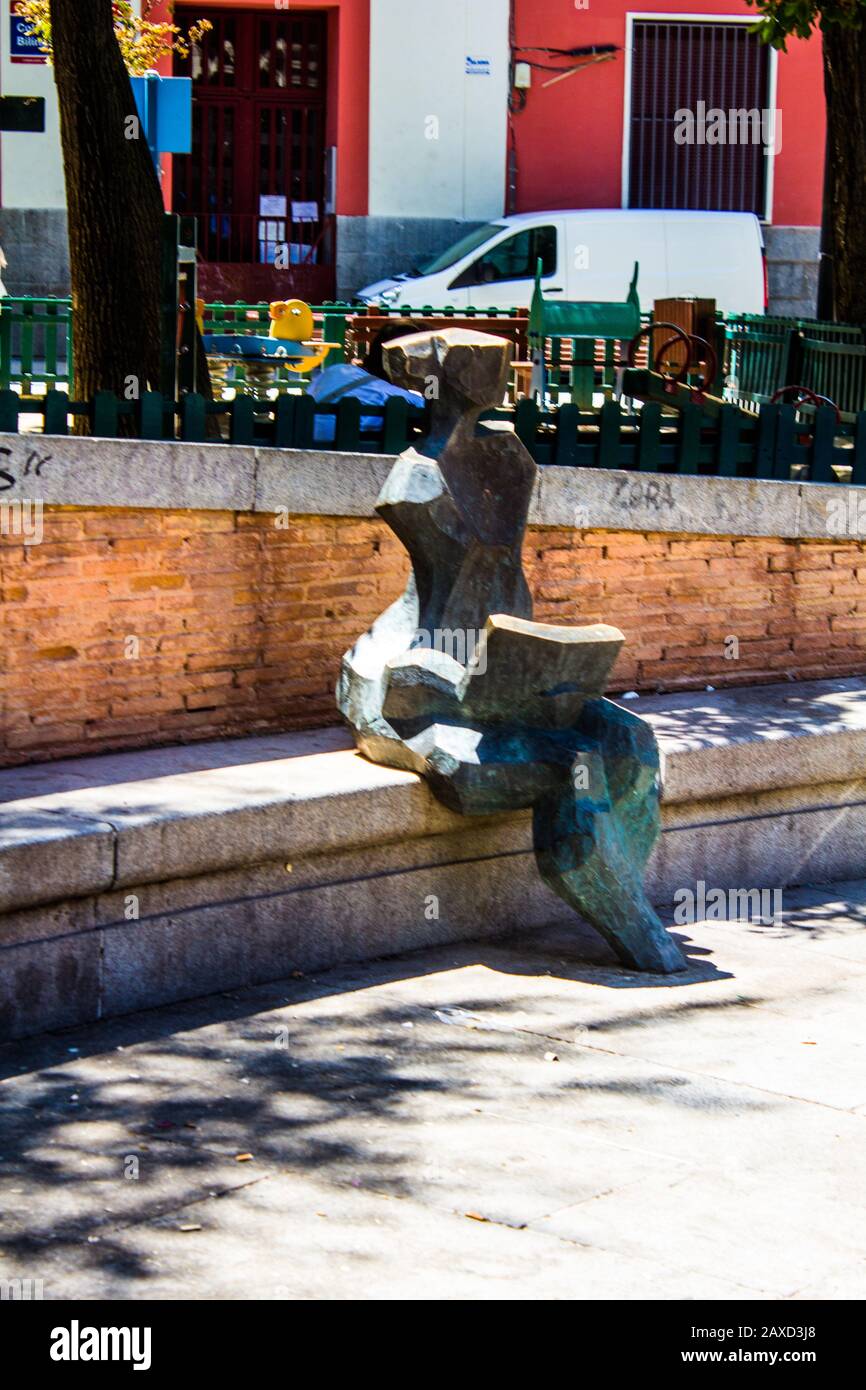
173 7 333 300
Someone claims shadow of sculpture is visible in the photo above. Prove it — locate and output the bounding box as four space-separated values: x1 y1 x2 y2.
337 327 685 973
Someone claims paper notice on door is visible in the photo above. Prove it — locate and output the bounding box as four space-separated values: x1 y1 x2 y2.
259 194 287 218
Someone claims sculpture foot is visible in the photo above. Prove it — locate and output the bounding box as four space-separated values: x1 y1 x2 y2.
532 786 688 974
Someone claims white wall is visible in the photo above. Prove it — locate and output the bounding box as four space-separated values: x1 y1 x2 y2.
368 0 509 220
1 0 65 208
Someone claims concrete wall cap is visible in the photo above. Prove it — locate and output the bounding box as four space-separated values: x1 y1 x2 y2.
1 433 858 539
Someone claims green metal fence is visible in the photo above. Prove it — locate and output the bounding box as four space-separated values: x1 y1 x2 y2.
2 386 864 486
0 296 73 391
0 297 610 395
5 296 866 454
0 298 358 392
799 334 866 418
725 314 866 417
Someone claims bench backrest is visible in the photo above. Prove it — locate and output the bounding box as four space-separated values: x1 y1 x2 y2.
529 259 641 342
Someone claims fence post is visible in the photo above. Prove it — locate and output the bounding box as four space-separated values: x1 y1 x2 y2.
230 393 255 446
275 393 295 448
382 396 409 454
774 404 798 480
570 337 595 409
93 390 120 438
0 388 19 432
852 411 866 486
135 391 163 440
637 402 662 471
0 305 11 391
716 404 741 477
45 299 60 384
334 397 362 451
810 406 838 483
43 389 69 435
553 403 579 467
293 393 315 448
754 403 779 479
514 398 539 454
597 399 622 469
676 401 703 475
180 392 206 442
322 307 347 365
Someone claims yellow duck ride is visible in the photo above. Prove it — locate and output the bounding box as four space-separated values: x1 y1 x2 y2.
267 299 336 373
200 297 340 399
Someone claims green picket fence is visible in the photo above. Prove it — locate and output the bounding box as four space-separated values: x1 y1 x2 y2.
0 387 428 455
0 296 74 391
0 298 530 393
6 295 866 429
3 387 865 486
0 297 356 392
509 397 866 483
725 313 866 416
0 295 637 390
799 334 866 419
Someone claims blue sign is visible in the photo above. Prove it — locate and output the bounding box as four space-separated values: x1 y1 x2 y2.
130 74 193 162
10 3 46 63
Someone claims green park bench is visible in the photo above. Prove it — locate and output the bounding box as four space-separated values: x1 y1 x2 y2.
529 258 641 408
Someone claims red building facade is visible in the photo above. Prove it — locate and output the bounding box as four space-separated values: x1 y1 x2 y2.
508 0 824 227
146 0 824 312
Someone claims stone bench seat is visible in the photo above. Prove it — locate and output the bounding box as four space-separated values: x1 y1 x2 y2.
2 676 865 1041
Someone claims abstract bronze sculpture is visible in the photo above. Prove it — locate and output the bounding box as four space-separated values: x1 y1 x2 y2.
337 328 686 973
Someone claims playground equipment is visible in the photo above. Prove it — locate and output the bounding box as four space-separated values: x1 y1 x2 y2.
202 298 340 399
616 321 757 421
529 258 641 407
769 384 841 422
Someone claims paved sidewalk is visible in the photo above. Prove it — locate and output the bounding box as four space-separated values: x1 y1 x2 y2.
2 882 866 1301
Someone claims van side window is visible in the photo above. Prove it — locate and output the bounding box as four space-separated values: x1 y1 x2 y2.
449 225 557 289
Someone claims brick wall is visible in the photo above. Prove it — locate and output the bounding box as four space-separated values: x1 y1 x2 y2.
1 507 864 767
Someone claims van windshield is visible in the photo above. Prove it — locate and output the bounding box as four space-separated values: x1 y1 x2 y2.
413 223 506 276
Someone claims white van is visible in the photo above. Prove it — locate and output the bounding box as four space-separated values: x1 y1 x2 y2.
356 210 766 315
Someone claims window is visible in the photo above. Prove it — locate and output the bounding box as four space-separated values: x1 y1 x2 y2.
628 20 771 216
449 226 557 289
416 223 505 277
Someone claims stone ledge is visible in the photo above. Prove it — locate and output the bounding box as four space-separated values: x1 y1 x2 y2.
0 677 863 913
3 678 866 1039
2 432 862 540
642 676 866 803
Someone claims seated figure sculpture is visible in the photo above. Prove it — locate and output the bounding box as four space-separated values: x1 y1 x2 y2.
337 327 686 973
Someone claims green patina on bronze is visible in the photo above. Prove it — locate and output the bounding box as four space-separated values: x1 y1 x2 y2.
337 326 686 974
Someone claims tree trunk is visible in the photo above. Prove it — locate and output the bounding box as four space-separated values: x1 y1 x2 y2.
50 0 165 402
822 22 866 324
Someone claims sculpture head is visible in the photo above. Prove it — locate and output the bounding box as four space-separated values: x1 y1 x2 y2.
383 327 512 419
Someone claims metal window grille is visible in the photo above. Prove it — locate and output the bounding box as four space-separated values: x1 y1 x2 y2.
628 20 771 215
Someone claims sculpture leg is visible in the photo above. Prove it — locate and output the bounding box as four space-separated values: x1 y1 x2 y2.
579 698 663 865
532 757 687 974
